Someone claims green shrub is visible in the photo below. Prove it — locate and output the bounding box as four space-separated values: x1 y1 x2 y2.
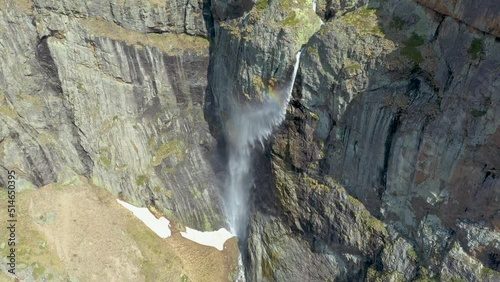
401 33 424 64
136 175 149 186
281 12 300 26
390 17 406 30
468 39 483 60
255 0 269 10
99 156 111 166
470 109 486 117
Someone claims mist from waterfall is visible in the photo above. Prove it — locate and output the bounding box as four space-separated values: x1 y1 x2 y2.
223 51 302 242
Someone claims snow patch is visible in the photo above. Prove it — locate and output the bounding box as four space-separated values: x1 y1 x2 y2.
116 199 171 238
180 227 234 251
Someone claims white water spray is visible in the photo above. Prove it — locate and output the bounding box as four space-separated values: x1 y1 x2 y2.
223 52 302 281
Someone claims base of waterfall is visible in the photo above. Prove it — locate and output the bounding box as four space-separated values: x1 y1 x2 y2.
236 254 246 282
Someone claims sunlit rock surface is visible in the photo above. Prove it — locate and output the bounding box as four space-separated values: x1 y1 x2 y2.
0 0 498 281
0 0 222 232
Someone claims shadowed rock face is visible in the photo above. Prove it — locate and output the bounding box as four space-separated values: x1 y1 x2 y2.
204 0 500 281
416 0 500 37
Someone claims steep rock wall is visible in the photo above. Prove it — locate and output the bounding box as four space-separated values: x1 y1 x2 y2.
202 0 500 280
205 0 321 142
0 0 498 280
0 0 222 230
416 0 500 37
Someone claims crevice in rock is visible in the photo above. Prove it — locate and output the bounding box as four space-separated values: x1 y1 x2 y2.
183 0 189 34
431 14 446 42
145 28 169 34
36 34 94 178
379 112 400 197
36 36 63 94
324 0 335 21
202 0 227 163
21 141 57 186
108 1 119 27
69 118 94 175
443 63 454 92
488 252 500 270
202 0 215 41
414 1 500 39
482 167 497 184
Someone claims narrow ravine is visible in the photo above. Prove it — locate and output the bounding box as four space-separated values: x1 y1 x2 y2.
222 51 302 281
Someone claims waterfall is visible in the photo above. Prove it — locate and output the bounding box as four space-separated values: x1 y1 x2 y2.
223 51 302 281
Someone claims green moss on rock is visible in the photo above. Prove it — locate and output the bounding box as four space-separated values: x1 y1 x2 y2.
309 111 319 120
203 214 212 231
470 109 487 117
401 33 424 64
99 156 111 166
278 0 308 10
347 195 363 206
345 62 362 73
191 187 202 199
407 248 418 261
405 33 425 46
361 209 388 236
307 46 320 58
165 189 174 198
442 276 466 282
151 140 186 166
278 0 322 47
304 176 330 192
281 11 301 26
468 39 483 60
341 7 385 37
401 47 423 63
136 175 149 186
255 0 269 10
367 267 405 282
389 17 406 30
414 267 438 282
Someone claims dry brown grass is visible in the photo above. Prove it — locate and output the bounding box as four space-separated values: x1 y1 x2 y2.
0 177 238 281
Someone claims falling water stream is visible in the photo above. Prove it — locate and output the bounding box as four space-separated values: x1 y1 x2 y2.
223 51 302 281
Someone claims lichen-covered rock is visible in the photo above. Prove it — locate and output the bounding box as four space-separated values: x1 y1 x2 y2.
441 242 500 282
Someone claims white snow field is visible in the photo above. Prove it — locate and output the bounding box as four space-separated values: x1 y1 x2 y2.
180 227 234 251
117 199 234 250
116 199 172 238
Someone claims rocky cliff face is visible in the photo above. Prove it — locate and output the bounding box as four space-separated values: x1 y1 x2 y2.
205 0 500 281
0 0 223 231
1 0 499 281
